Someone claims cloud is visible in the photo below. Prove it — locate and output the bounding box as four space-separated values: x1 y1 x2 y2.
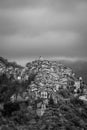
0 0 87 60
0 0 87 37
0 30 80 58
0 6 85 37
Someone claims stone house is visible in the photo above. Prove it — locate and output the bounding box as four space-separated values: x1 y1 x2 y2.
41 91 48 99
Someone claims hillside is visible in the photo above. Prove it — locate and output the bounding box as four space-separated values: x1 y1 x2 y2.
0 57 87 130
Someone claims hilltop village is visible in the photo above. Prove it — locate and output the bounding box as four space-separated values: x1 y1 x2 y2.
0 57 87 110
0 57 87 129
0 58 86 99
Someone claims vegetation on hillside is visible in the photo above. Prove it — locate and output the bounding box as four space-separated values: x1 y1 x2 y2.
0 57 87 130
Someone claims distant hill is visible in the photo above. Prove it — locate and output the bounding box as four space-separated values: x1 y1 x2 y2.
56 60 87 84
0 56 23 69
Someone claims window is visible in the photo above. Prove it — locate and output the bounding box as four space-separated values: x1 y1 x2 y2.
41 92 47 99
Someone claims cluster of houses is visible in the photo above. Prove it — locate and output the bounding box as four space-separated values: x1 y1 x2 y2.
0 57 86 116
26 59 83 98
21 59 84 116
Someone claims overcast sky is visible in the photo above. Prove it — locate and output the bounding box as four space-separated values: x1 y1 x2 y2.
0 0 87 65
